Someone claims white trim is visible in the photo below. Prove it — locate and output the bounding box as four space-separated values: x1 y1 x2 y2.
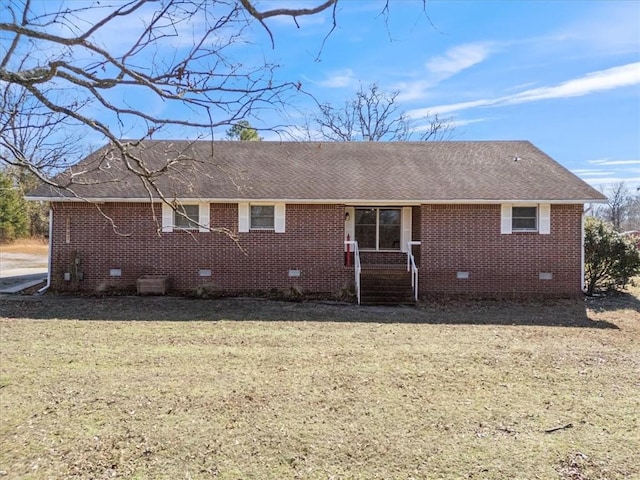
162 202 210 232
199 203 210 233
344 207 355 251
161 203 174 233
400 206 412 253
502 203 553 235
500 204 512 234
38 208 53 293
539 204 551 234
581 206 590 292
274 203 286 233
26 196 607 205
238 202 249 233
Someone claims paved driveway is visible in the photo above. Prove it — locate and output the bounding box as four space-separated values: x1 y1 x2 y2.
0 252 48 292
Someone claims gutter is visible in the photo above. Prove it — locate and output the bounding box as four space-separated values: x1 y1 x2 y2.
37 207 53 294
581 204 593 294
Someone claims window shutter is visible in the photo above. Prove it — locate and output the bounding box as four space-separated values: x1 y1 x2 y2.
238 202 249 233
344 207 355 251
161 203 173 233
501 204 512 234
539 204 551 234
199 203 210 233
274 203 286 233
400 207 412 252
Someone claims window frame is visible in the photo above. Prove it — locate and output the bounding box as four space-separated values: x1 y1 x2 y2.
174 204 200 230
511 205 538 232
354 207 402 251
161 202 210 233
501 203 550 235
238 202 286 233
250 204 275 230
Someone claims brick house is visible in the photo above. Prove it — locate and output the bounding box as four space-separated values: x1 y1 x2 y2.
27 140 606 303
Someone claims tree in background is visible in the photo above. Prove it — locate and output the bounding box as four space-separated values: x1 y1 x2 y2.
594 182 640 232
584 216 640 295
306 83 454 142
226 121 262 141
0 170 28 242
3 167 48 237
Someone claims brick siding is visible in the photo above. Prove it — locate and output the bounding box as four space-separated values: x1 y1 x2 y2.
418 204 583 296
50 202 352 294
49 202 584 298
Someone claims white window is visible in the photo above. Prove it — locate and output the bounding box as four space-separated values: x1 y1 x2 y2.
354 208 401 250
238 202 285 233
501 204 550 234
175 204 200 229
512 206 537 231
161 203 210 233
251 205 275 229
345 206 412 252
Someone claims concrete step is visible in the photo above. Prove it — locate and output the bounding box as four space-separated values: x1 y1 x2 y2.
360 270 416 306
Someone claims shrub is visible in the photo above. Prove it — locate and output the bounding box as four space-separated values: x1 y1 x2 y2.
584 217 640 295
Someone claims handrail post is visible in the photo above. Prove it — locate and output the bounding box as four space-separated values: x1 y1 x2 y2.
344 240 361 305
406 241 421 303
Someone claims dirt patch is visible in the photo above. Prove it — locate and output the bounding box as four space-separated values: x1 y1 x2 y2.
0 238 48 255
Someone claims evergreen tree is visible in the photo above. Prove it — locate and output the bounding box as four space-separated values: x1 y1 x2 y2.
0 171 28 241
226 121 262 141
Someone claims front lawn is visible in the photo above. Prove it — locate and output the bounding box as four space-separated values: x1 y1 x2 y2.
1 289 638 479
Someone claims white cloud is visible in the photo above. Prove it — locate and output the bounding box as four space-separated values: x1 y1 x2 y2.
588 159 640 166
395 80 434 102
408 99 494 118
425 43 494 79
448 117 490 128
504 63 640 105
581 176 640 186
316 69 356 88
571 170 617 177
407 62 640 117
394 42 495 101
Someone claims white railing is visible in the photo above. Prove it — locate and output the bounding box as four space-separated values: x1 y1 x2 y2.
406 241 421 302
345 240 361 305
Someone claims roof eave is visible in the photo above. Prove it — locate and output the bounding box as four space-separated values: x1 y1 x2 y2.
25 196 609 204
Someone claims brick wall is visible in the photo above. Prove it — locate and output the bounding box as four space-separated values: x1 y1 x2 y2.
418 204 584 296
50 202 585 297
50 202 352 294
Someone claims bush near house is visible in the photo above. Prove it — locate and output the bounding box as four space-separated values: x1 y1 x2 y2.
584 216 640 295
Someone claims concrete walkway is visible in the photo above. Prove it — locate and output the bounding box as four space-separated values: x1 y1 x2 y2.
0 269 48 294
0 251 48 293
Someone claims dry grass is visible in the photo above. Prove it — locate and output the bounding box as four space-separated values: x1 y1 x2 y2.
1 285 639 479
0 238 49 255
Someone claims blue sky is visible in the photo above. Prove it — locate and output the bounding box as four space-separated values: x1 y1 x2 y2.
247 0 640 193
4 1 638 193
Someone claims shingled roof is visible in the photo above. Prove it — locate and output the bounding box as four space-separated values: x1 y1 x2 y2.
28 140 606 203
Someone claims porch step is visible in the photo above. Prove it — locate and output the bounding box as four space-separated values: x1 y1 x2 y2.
360 270 415 306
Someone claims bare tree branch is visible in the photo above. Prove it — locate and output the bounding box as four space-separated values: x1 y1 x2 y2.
306 83 454 142
0 0 342 190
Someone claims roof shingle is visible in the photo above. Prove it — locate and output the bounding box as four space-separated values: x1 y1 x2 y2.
28 140 607 203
